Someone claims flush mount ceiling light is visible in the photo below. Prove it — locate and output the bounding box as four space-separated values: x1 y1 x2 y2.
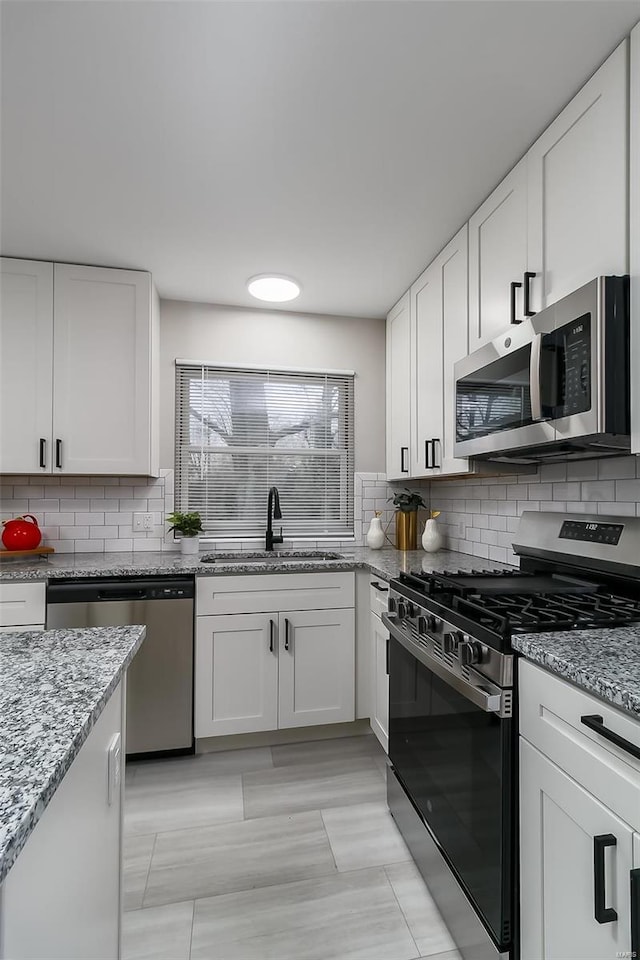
247 275 301 303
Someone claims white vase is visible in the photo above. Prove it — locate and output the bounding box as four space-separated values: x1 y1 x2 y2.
366 516 385 549
421 518 443 553
180 535 200 556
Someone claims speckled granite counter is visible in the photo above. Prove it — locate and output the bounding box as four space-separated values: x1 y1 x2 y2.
0 546 513 583
0 625 145 884
512 628 640 719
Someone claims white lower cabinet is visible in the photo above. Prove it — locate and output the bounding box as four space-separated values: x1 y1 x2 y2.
370 611 389 752
195 573 355 739
519 660 640 960
0 683 124 960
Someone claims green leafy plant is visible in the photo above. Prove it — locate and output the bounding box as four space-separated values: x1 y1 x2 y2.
388 488 427 513
166 511 204 537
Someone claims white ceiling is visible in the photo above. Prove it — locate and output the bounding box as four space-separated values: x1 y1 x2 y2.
1 1 639 319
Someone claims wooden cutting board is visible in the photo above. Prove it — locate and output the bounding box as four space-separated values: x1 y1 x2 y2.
0 546 55 559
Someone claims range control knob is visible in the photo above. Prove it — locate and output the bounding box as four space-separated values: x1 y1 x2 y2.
406 602 418 619
459 640 489 666
397 600 408 620
443 631 463 655
427 615 440 632
388 596 397 614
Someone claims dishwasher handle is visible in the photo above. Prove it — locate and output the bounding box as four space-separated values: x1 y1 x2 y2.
98 588 146 601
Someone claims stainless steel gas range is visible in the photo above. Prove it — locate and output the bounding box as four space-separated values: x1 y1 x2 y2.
383 511 640 960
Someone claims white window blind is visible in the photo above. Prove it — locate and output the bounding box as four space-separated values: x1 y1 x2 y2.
175 362 355 538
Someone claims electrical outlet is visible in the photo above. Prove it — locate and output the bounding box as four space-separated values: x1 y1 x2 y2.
133 512 155 531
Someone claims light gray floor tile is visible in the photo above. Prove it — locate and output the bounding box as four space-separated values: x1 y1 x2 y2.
243 755 385 819
191 868 418 960
121 900 193 960
374 752 389 777
125 773 243 836
189 866 419 959
144 810 336 907
122 833 155 911
321 800 411 871
416 952 461 960
271 733 384 767
385 860 457 956
125 763 137 785
132 746 273 783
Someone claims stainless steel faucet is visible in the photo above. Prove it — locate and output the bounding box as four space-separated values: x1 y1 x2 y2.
265 486 283 551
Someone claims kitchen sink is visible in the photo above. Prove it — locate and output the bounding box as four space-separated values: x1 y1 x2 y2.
200 550 344 564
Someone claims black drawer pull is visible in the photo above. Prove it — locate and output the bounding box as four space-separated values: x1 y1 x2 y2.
524 271 536 317
284 617 291 651
425 439 431 469
510 281 522 325
400 446 409 473
594 834 618 924
55 438 63 469
431 438 440 469
581 714 640 761
371 581 389 593
269 618 275 653
39 438 46 469
385 635 390 675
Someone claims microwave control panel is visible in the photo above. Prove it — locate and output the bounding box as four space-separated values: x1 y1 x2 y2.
554 313 591 417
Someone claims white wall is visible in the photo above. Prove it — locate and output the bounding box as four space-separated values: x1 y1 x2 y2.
159 300 386 473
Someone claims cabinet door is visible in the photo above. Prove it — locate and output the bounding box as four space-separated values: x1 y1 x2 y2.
527 40 628 314
0 259 53 473
631 23 640 456
369 611 389 753
278 608 355 729
195 613 278 737
52 264 152 475
386 292 411 480
440 225 470 476
520 738 633 960
411 261 443 478
468 158 528 350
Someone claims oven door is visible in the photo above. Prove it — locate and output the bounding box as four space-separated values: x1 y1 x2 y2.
387 628 514 952
454 314 558 459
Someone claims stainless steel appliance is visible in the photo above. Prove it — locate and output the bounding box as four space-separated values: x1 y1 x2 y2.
454 276 630 463
47 577 195 757
383 511 640 960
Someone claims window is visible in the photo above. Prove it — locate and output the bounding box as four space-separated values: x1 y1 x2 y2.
175 362 355 539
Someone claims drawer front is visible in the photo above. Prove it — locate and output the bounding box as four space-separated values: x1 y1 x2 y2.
0 582 46 626
197 572 355 616
520 659 640 830
369 579 389 618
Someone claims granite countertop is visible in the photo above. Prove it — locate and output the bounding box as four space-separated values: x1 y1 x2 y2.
0 546 512 584
512 628 640 719
0 625 146 884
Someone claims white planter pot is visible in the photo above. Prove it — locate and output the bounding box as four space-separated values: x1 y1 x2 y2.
180 536 200 556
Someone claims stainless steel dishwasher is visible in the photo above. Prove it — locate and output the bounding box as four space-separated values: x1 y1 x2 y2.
47 577 195 758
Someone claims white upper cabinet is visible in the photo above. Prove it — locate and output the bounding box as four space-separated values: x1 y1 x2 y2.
412 225 469 477
631 22 640 455
386 292 412 480
0 259 54 473
468 158 528 351
53 264 156 475
527 39 629 314
0 258 159 476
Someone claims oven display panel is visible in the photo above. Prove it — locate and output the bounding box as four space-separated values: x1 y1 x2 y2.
560 520 624 545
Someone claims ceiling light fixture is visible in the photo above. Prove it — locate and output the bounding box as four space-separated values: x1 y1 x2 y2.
247 274 301 303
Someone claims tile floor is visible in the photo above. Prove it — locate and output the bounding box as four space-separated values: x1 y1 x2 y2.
123 733 460 960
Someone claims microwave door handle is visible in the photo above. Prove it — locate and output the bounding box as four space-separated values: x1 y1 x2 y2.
529 332 544 421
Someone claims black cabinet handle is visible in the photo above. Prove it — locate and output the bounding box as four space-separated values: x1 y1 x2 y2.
39 438 46 469
371 581 389 593
631 868 640 958
400 447 409 473
385 635 390 675
524 272 536 317
284 617 291 651
581 714 640 761
55 438 62 469
269 618 275 653
431 438 440 469
594 834 618 924
510 281 522 325
424 440 431 469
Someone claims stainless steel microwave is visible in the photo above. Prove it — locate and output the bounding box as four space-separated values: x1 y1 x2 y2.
454 276 630 463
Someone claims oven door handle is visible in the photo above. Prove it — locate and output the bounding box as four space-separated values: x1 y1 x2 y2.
382 613 503 715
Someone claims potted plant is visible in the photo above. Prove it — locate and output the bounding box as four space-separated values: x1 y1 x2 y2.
388 488 426 551
166 511 204 555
